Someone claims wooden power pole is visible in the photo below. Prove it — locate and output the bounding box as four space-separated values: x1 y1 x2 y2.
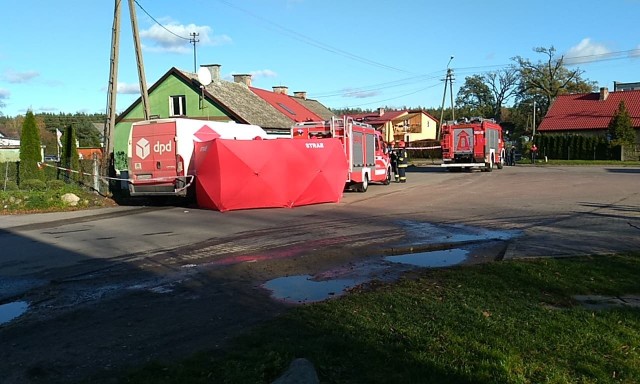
128 0 150 120
103 0 121 176
104 0 151 178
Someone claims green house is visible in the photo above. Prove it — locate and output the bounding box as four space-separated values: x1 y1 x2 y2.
113 64 294 172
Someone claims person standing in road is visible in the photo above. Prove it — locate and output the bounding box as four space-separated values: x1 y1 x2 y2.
397 140 408 183
510 145 516 166
389 140 399 182
531 144 538 164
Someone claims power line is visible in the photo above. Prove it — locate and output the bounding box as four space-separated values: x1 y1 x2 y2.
339 82 443 109
133 0 190 41
312 71 446 98
212 0 414 74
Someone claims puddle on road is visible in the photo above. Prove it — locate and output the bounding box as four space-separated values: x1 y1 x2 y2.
385 248 468 267
399 221 520 245
264 249 469 304
263 275 369 304
0 301 29 325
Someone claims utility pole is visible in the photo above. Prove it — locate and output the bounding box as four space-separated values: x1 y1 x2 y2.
449 69 455 122
532 100 536 137
103 0 121 177
128 0 150 120
190 32 200 73
103 0 150 181
438 56 454 140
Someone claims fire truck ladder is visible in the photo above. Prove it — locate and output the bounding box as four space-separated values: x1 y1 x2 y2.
329 116 345 140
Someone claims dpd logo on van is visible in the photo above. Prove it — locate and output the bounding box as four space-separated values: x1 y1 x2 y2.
135 138 173 160
136 138 150 159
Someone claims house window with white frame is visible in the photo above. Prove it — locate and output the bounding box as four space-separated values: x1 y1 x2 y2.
169 95 186 116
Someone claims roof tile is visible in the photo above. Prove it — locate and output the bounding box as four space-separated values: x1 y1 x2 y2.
538 90 640 132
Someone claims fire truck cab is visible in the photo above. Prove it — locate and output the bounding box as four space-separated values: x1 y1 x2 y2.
292 116 391 192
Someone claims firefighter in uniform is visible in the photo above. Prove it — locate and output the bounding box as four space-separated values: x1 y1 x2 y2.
389 140 399 182
397 140 408 183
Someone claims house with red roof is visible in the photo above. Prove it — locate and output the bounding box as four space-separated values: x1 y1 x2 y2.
250 85 323 123
347 108 438 143
538 87 640 145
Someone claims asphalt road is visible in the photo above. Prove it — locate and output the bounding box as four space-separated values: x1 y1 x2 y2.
1 163 639 383
2 164 639 279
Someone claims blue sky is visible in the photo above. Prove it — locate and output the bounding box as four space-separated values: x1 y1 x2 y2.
1 0 639 117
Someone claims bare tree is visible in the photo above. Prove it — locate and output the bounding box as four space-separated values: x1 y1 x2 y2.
485 66 519 122
513 46 595 117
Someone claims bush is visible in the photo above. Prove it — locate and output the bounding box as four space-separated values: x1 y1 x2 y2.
21 179 47 191
2 181 19 191
47 179 65 191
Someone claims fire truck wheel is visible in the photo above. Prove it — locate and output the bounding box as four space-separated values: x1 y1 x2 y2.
485 157 493 172
383 169 391 185
497 157 504 169
358 175 369 192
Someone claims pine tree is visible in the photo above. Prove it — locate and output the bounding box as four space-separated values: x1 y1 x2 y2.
61 125 80 182
608 101 635 146
19 110 44 183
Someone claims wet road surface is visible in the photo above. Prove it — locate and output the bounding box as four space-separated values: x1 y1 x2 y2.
1 164 639 383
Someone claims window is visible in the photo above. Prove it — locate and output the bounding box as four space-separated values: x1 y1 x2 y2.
169 95 186 116
277 102 296 116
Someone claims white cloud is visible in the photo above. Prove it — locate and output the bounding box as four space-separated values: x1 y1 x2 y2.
250 69 278 79
223 69 277 82
0 88 10 99
117 82 141 94
35 106 60 113
140 21 231 54
565 38 611 64
342 88 380 99
2 69 39 84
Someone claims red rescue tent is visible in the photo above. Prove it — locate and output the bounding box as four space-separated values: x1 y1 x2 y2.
193 138 348 212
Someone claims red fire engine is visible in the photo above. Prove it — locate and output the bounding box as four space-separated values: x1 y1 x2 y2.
440 117 505 171
292 116 391 192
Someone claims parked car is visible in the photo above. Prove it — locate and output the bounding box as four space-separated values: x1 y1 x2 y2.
44 155 60 162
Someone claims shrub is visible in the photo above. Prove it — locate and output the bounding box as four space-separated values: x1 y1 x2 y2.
2 181 19 191
47 179 65 191
21 179 47 191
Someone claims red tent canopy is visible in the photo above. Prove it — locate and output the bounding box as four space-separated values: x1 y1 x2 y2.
194 138 348 211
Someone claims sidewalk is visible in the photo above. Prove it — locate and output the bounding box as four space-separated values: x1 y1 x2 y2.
0 206 142 230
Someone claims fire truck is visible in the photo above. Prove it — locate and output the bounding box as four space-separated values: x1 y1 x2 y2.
292 116 391 192
440 117 505 172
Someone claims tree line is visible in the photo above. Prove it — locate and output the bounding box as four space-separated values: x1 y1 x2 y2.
0 112 105 156
335 46 635 159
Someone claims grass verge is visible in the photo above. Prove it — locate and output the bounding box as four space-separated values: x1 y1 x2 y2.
116 254 640 383
1 186 116 214
519 159 640 166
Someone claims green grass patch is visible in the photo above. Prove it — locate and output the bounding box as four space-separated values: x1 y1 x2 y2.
519 159 640 166
1 184 115 213
113 254 640 383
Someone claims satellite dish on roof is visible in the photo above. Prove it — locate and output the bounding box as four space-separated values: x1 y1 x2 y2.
197 67 212 86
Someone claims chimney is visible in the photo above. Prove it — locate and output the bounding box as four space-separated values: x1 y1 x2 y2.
599 87 609 101
293 91 307 100
378 107 385 116
233 74 252 87
272 86 288 95
200 64 221 82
